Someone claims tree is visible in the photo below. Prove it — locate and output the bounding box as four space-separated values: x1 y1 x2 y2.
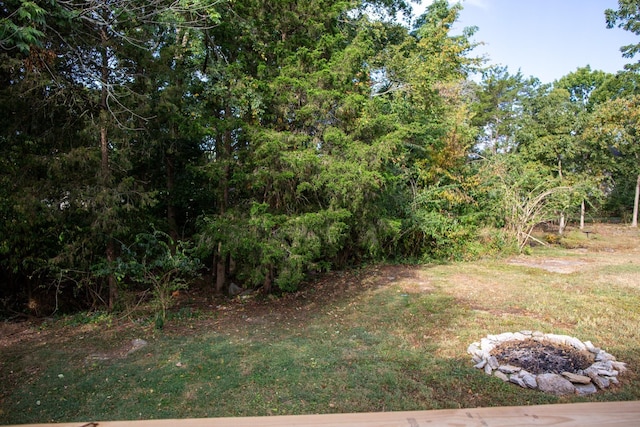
555 66 609 111
191 0 484 291
0 1 221 313
589 70 640 106
555 67 612 227
514 85 577 233
606 0 640 71
373 0 481 259
195 0 410 291
479 155 571 251
0 1 96 312
2 0 501 311
46 1 219 309
471 66 525 155
584 95 640 227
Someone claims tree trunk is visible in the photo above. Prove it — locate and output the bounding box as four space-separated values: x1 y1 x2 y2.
99 34 110 185
263 265 273 294
558 212 566 235
166 151 179 241
580 200 585 230
215 242 225 293
100 113 109 182
558 158 563 180
99 26 118 311
557 158 565 235
214 103 233 292
632 173 640 228
106 240 117 310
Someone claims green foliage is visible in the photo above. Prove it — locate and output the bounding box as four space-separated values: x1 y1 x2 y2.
0 0 48 52
471 66 526 154
555 66 610 110
199 205 351 292
95 230 202 326
582 94 640 223
4 0 639 312
404 184 479 261
478 155 573 251
606 0 640 71
589 71 640 106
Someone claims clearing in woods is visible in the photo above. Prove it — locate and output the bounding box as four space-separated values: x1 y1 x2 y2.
1 224 639 424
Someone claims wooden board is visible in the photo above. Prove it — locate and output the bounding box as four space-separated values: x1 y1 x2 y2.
8 401 640 427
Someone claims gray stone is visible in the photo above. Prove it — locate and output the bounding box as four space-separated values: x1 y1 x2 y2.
494 332 515 342
513 332 527 341
611 361 627 374
561 372 592 384
545 334 570 345
521 373 538 389
467 343 480 355
607 376 619 385
584 366 599 379
575 383 598 395
484 363 493 375
494 371 509 382
131 338 148 348
127 338 148 356
536 373 576 396
474 359 487 369
498 364 521 374
565 336 586 351
591 375 610 390
488 356 499 369
509 375 527 388
592 361 614 372
583 341 597 353
585 368 613 390
595 351 615 362
480 338 495 352
229 282 243 296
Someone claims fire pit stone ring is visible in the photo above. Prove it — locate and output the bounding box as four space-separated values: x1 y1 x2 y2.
468 331 628 396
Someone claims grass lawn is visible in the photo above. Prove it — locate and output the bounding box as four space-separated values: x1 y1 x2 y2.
1 224 639 424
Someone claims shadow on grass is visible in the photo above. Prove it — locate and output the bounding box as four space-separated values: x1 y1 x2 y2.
2 263 639 424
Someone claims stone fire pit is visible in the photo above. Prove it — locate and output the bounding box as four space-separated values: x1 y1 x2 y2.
468 331 627 395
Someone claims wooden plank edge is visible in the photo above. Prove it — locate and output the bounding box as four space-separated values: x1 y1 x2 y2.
7 400 640 427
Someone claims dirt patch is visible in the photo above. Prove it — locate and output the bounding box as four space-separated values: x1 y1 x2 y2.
507 258 589 274
0 265 436 353
380 265 433 294
163 264 426 337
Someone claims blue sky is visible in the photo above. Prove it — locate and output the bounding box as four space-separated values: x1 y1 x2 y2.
412 0 639 83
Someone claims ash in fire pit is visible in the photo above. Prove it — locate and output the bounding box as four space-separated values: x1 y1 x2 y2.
490 339 594 375
468 331 628 396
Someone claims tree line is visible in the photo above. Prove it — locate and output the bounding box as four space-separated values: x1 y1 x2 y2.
1 0 639 319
